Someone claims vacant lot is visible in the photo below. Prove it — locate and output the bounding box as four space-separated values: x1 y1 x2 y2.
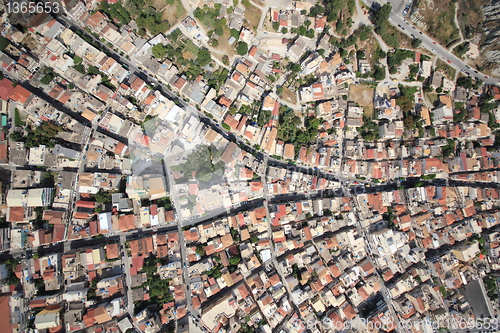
281 87 297 104
212 28 236 61
349 85 374 117
426 92 439 107
244 4 262 31
436 59 457 80
414 0 460 47
161 0 187 27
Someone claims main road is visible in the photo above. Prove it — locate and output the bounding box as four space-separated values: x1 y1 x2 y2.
361 0 500 86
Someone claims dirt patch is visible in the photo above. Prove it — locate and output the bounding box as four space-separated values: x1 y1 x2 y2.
211 28 236 62
182 51 196 60
161 0 187 26
357 37 380 68
281 87 297 104
244 4 262 31
412 0 460 47
21 34 38 50
152 0 167 10
349 85 374 117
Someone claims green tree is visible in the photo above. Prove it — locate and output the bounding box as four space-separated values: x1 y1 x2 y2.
0 36 10 51
412 38 422 48
152 44 167 58
195 244 206 256
229 256 241 266
197 49 212 67
236 42 248 56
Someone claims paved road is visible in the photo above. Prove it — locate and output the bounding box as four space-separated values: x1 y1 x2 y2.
362 0 500 86
163 148 195 318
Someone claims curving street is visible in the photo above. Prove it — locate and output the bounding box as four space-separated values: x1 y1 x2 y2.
362 0 500 86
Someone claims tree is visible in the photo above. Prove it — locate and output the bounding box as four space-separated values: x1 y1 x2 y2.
222 55 230 65
93 190 112 204
195 244 206 256
73 55 83 65
197 49 212 67
272 22 279 31
0 36 10 51
373 65 386 81
229 256 241 265
457 76 473 89
372 4 392 26
309 4 324 16
236 42 248 56
230 28 240 40
152 44 167 58
411 38 422 48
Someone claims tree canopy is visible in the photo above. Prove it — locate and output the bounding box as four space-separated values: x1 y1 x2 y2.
152 44 168 58
236 42 249 56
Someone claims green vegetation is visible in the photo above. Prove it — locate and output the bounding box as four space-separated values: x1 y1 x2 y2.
276 106 323 146
4 259 20 286
99 0 170 35
484 275 498 300
93 190 113 204
456 76 474 90
411 38 422 48
372 65 386 81
0 36 10 51
321 0 343 22
196 244 206 256
162 29 213 81
141 257 174 304
73 55 83 65
453 102 467 122
454 42 469 58
359 116 379 141
387 49 415 68
14 108 25 126
171 145 224 182
236 42 248 55
14 122 63 148
206 263 223 278
371 4 399 48
156 197 172 210
257 110 272 127
441 139 455 157
40 67 56 85
152 44 168 58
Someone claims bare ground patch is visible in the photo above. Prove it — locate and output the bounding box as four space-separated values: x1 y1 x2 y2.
349 85 375 117
244 4 262 31
211 28 236 61
281 87 297 104
161 0 187 26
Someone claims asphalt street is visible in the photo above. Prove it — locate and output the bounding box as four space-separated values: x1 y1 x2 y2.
362 0 500 86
